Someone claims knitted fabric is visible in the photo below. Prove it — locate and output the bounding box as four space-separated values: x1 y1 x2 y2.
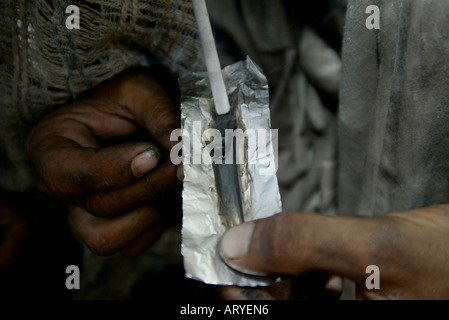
0 0 202 191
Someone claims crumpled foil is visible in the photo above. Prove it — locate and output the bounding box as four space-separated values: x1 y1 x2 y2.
179 57 282 286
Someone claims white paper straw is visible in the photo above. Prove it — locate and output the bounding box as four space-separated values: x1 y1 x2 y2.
192 0 231 115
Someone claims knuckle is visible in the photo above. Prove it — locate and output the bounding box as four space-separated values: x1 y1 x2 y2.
82 193 133 218
143 175 164 198
83 197 111 217
70 207 120 256
142 164 179 200
37 160 60 196
152 100 178 128
85 241 115 256
265 212 303 268
33 149 69 196
84 230 117 256
36 149 95 197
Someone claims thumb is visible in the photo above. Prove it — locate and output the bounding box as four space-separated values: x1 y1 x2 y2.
34 141 161 197
219 212 376 283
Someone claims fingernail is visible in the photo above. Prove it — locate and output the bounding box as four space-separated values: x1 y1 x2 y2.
219 222 255 262
219 222 271 277
131 148 159 177
325 275 343 294
176 164 184 182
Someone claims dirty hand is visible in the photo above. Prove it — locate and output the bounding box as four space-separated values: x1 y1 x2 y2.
219 205 449 299
27 70 181 256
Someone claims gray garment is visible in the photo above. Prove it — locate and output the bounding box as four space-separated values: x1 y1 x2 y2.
339 0 449 217
207 0 345 214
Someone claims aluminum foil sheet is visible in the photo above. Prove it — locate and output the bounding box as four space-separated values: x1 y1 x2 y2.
179 57 282 286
